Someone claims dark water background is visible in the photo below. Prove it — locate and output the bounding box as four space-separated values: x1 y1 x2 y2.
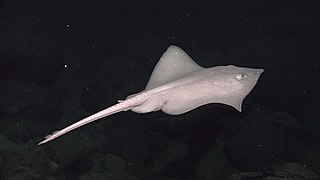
0 0 319 179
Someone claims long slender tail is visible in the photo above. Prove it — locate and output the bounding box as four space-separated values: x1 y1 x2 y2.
38 98 141 145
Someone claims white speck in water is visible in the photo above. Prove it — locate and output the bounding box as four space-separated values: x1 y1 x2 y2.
64 64 68 68
66 24 70 28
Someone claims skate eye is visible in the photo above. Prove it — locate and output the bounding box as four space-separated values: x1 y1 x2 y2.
235 73 247 80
